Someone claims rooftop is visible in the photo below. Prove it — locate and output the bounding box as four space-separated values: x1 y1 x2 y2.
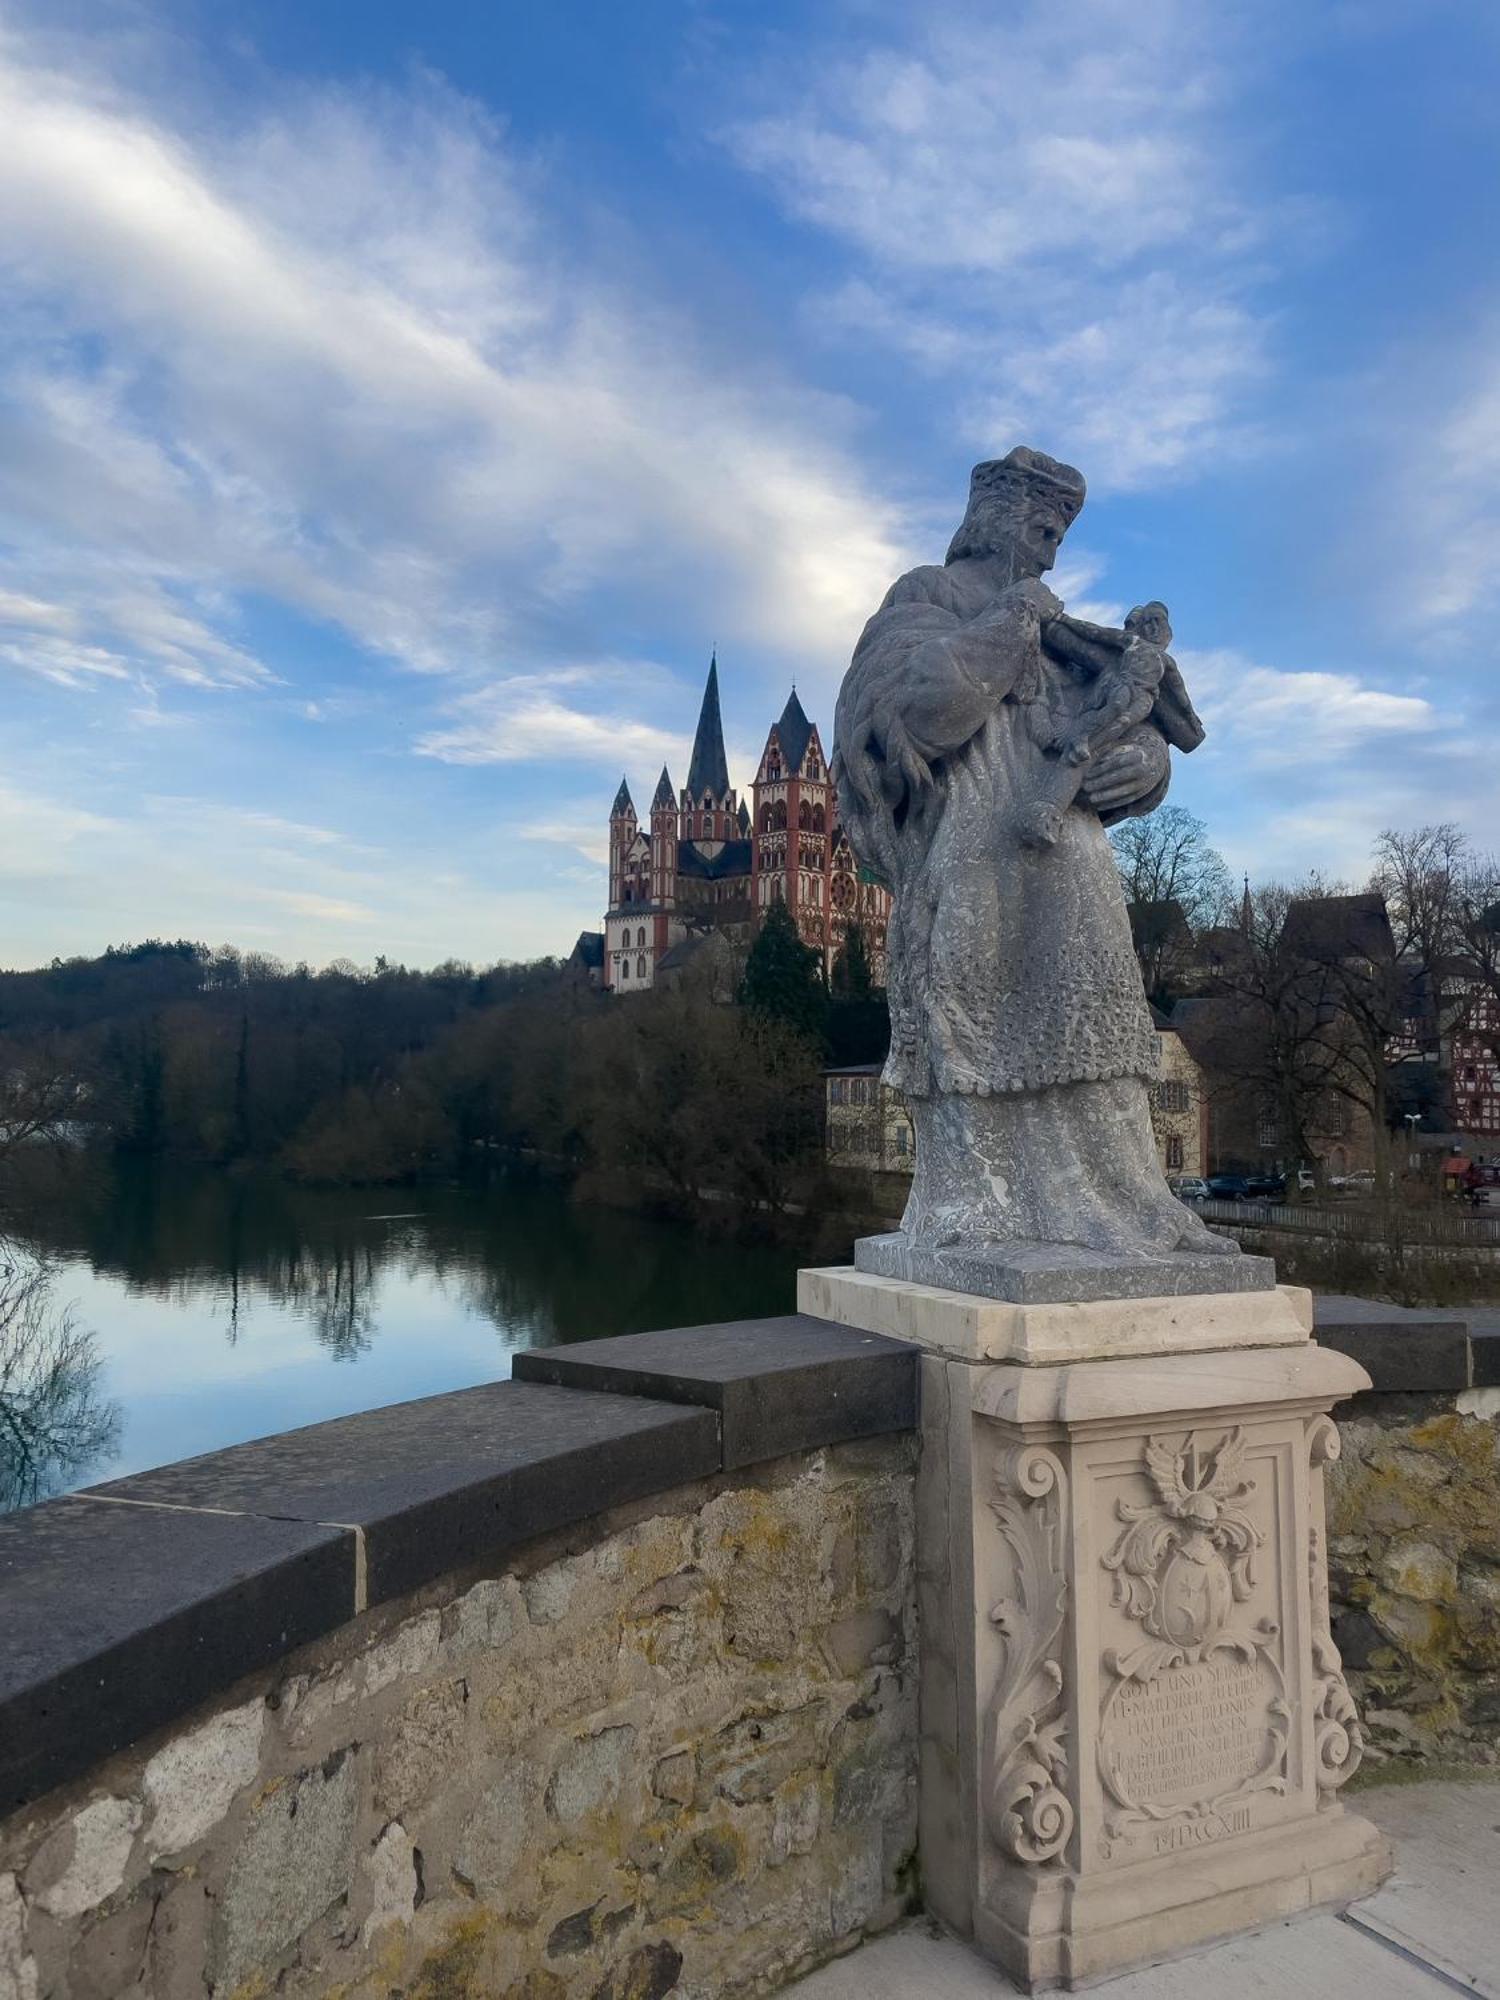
773 686 815 774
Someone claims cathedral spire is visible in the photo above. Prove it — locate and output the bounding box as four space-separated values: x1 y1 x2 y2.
1240 872 1253 934
611 775 635 818
651 764 675 810
774 686 813 774
686 652 731 803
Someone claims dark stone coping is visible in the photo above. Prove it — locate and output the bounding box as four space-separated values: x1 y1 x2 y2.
0 1502 352 1819
1312 1294 1491 1392
86 1381 721 1609
512 1314 919 1468
0 1319 918 1817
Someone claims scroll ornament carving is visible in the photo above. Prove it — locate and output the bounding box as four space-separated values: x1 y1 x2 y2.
1098 1428 1289 1843
984 1446 1074 1866
1307 1415 1363 1792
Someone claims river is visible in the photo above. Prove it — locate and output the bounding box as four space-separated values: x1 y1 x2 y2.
1 1165 816 1511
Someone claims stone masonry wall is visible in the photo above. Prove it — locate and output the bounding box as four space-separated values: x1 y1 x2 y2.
0 1436 917 2000
1326 1390 1500 1769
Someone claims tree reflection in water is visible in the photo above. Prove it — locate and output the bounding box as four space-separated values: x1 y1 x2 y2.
3 1164 808 1504
0 1243 121 1511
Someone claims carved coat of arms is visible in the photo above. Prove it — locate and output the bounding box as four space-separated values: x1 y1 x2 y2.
1098 1427 1289 1846
1103 1428 1260 1673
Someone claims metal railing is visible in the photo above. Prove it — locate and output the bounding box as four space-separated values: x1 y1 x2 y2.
1195 1196 1500 1248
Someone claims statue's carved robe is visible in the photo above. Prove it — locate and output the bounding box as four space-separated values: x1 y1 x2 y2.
836 560 1159 1102
835 556 1226 1257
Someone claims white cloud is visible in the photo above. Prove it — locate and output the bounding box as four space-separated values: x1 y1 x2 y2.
0 38 911 713
1181 646 1436 760
417 689 685 769
516 813 611 867
723 2 1285 489
727 9 1235 276
1397 321 1500 630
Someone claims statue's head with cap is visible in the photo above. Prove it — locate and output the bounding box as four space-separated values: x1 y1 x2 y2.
945 445 1086 578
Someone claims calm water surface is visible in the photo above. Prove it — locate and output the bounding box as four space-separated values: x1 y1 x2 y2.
5 1166 810 1508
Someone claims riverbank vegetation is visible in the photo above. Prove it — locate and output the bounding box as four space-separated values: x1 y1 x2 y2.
0 918 886 1232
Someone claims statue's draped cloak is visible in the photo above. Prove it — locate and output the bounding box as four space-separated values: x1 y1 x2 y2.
836 561 1159 1102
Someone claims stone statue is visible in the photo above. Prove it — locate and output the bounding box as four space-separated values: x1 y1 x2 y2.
834 447 1264 1299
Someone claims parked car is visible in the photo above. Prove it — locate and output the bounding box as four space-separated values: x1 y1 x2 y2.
1206 1174 1255 1202
1169 1176 1211 1204
1242 1174 1286 1203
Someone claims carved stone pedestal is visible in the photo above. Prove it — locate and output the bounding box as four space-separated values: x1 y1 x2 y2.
796 1269 1392 1991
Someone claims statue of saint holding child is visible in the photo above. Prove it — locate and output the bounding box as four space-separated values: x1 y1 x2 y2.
834 447 1241 1285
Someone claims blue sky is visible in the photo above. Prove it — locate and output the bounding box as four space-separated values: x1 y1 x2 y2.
3 0 1499 969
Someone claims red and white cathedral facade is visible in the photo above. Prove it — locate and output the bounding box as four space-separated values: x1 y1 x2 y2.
600 655 890 994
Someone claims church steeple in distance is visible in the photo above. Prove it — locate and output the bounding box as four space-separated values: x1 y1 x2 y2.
652 765 675 811
686 651 731 804
611 775 635 819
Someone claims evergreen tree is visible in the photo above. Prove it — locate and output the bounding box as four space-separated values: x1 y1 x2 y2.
739 901 828 1045
831 923 875 1000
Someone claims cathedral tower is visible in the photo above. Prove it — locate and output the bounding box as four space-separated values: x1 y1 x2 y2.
751 688 832 954
650 765 678 915
607 776 636 912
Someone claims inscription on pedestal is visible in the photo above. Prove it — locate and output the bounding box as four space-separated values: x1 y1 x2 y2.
1100 1654 1283 1838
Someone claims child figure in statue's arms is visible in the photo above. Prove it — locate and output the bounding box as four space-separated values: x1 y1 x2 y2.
1019 601 1173 851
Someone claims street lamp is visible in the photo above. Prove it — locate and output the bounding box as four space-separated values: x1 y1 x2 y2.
1405 1111 1420 1171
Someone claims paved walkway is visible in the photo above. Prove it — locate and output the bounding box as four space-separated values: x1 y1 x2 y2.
793 1782 1497 1996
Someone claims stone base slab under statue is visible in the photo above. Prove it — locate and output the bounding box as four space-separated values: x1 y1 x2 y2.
798 1269 1391 1991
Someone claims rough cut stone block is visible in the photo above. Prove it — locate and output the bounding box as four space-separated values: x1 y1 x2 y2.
512 1315 917 1468
210 1748 359 1993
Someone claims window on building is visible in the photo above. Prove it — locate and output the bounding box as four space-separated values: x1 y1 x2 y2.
1166 1136 1184 1171
621 961 630 980
895 1126 909 1155
637 955 646 978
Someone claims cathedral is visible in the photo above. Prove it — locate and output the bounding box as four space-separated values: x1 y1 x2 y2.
595 655 890 993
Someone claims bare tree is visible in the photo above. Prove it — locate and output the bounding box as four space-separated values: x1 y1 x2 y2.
0 1243 121 1510
1371 824 1471 1124
0 1038 84 1164
1111 805 1233 999
1188 882 1337 1172
1453 850 1500 1071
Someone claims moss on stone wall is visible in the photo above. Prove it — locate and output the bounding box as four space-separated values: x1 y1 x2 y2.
0 1438 918 2000
1327 1399 1500 1768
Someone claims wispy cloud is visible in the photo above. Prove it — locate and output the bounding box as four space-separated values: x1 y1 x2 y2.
417 685 685 770
0 34 910 715
1182 647 1436 761
722 1 1289 488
